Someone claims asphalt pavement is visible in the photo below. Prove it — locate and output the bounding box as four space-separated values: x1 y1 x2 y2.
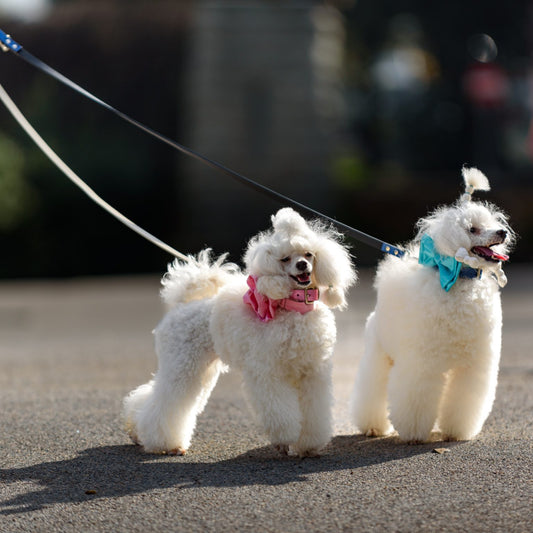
0 266 531 532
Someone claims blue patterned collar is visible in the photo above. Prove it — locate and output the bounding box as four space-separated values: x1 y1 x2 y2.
418 234 482 292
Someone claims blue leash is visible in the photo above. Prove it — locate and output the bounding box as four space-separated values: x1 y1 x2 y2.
0 29 405 259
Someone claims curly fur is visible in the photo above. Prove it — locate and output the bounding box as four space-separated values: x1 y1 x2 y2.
123 208 356 456
350 168 515 443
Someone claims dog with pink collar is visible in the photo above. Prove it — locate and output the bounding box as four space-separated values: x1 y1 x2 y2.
123 207 356 457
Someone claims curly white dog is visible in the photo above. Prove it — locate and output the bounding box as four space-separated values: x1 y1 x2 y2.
124 208 356 456
350 168 515 443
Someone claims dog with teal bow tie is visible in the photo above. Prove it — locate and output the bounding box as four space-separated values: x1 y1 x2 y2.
350 167 515 443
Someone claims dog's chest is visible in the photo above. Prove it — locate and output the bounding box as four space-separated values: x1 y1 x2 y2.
424 282 502 357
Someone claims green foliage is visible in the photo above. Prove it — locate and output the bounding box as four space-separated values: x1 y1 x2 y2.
331 154 370 190
0 134 36 231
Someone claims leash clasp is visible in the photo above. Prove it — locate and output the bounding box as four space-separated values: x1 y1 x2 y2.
0 29 22 53
381 243 405 258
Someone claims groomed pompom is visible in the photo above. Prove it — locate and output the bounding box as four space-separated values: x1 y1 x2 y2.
462 167 491 192
461 167 490 202
271 207 309 236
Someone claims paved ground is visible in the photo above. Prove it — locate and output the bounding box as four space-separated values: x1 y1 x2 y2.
0 266 531 532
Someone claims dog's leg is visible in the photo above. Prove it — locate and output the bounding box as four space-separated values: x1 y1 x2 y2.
350 313 394 437
388 361 446 443
242 372 301 454
294 361 333 457
438 355 500 441
125 348 224 455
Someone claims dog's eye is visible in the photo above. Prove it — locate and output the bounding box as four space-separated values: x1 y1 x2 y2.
470 227 479 234
280 257 290 263
305 252 313 258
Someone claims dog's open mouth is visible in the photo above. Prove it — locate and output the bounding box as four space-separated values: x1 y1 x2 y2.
471 245 509 263
291 273 311 286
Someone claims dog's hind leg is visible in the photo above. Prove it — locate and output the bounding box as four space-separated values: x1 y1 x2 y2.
124 301 224 454
129 353 224 455
350 313 393 437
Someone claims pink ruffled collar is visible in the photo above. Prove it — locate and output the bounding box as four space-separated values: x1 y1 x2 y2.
243 275 319 322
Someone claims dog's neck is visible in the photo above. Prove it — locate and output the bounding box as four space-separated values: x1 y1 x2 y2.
279 287 320 314
418 234 483 292
243 275 319 322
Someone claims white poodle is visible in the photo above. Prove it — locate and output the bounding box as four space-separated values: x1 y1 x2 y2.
123 207 356 456
350 168 515 443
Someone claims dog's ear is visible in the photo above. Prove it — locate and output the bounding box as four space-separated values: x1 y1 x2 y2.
243 239 292 299
313 237 357 310
244 240 279 276
256 275 292 300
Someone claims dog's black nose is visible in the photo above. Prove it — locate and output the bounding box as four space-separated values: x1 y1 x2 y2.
296 260 308 271
496 229 507 240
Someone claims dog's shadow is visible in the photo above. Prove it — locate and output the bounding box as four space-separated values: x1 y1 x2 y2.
0 435 459 515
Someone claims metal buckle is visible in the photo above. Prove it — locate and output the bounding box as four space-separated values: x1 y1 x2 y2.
304 288 318 304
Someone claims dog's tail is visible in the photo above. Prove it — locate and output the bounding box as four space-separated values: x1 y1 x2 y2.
160 249 240 307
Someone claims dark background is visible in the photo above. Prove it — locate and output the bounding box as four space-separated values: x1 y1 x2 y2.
0 0 531 277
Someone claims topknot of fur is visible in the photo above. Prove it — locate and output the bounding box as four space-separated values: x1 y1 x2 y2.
271 207 311 238
461 166 491 203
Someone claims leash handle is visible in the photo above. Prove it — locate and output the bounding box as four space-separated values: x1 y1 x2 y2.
0 28 405 259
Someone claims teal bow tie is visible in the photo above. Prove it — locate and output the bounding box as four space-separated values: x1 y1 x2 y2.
418 234 463 292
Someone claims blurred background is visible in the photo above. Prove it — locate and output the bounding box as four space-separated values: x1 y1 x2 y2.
0 0 531 277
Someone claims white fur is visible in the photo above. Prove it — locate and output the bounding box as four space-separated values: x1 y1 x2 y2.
462 166 491 193
350 169 514 443
461 166 491 203
123 208 356 456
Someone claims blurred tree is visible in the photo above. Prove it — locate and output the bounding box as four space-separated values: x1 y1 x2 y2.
0 0 190 277
0 133 36 230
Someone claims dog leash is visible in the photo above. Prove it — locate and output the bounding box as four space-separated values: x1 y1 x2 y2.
0 83 189 261
0 29 405 259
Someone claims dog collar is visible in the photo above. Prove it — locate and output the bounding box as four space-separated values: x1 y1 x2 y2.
458 266 482 280
278 287 319 314
243 275 319 322
419 234 482 292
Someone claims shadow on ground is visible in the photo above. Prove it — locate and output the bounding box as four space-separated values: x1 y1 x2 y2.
0 435 459 515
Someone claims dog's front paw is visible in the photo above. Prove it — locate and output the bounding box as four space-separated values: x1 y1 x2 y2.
273 443 290 456
363 425 394 438
124 418 140 445
142 445 187 456
167 447 187 456
365 428 383 438
296 448 322 458
126 429 140 446
404 439 426 445
441 434 460 443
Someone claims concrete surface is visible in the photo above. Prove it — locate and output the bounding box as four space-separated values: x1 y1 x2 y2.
0 266 531 532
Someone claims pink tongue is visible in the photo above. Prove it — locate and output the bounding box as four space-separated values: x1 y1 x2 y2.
475 246 509 262
298 273 310 282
